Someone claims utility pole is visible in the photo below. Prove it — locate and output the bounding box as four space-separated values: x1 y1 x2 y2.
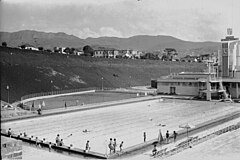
50 80 53 95
6 85 9 103
101 77 104 91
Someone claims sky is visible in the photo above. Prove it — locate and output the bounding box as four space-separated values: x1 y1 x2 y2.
0 0 239 42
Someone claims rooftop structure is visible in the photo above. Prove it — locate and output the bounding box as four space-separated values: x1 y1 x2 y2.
219 28 240 78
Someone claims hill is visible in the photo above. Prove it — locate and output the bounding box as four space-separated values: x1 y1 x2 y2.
0 47 206 103
0 30 87 49
0 30 220 55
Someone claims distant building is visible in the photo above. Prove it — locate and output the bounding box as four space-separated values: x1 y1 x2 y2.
122 50 132 58
59 47 67 54
113 50 119 58
21 44 38 51
94 49 119 58
94 50 104 58
162 48 178 61
78 51 84 56
219 31 240 78
180 55 198 62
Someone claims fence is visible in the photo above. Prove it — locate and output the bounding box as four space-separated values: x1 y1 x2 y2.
21 87 97 101
154 122 240 158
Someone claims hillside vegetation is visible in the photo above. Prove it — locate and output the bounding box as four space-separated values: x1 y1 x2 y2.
0 47 206 103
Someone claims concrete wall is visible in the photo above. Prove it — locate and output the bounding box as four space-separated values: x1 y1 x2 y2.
229 83 240 98
175 86 199 96
21 90 95 104
157 83 199 96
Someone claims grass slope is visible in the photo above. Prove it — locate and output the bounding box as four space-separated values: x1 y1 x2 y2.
0 47 206 102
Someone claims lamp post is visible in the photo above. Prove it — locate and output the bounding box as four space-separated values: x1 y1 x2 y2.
101 77 104 91
129 76 131 88
50 80 53 95
6 85 9 103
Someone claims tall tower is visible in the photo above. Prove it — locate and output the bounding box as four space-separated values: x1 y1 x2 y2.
220 28 240 78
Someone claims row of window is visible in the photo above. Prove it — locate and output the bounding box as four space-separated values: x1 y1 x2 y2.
159 82 240 89
158 82 206 87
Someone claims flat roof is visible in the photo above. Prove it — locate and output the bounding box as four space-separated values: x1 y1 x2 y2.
222 78 240 83
178 72 215 75
157 78 201 82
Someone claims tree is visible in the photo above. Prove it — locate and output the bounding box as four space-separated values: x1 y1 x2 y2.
2 42 7 47
20 45 26 49
38 47 44 51
83 45 94 56
45 49 52 53
70 47 76 54
53 47 60 53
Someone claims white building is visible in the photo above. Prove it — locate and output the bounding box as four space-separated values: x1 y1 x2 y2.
155 29 240 100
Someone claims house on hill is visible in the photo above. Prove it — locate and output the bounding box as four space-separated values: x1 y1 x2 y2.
199 53 217 63
19 44 38 51
180 55 198 62
161 48 178 61
93 49 119 58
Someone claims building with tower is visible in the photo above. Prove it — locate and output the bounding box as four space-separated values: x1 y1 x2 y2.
219 28 240 78
155 29 240 100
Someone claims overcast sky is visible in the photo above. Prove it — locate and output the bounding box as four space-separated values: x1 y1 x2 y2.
0 0 239 41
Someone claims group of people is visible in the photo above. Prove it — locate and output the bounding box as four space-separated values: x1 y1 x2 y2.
152 130 178 156
55 134 90 152
144 130 178 144
165 130 178 143
108 138 124 153
55 134 64 146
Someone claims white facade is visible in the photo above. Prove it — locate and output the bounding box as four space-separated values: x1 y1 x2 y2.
25 47 38 51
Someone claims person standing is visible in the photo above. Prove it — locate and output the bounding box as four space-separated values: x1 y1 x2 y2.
55 134 60 146
7 128 12 137
59 139 64 146
173 131 178 143
166 130 169 143
48 142 52 152
85 140 90 152
37 104 42 115
69 144 73 149
108 138 113 153
119 141 123 152
143 132 146 142
113 138 117 153
152 144 157 156
32 101 34 111
36 137 41 148
65 101 67 109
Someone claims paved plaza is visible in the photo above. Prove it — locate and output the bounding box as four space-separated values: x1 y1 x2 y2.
2 99 240 155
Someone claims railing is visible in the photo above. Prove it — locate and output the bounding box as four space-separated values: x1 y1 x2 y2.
154 123 240 158
21 87 97 101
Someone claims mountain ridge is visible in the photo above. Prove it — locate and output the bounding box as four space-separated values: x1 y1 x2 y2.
0 30 220 55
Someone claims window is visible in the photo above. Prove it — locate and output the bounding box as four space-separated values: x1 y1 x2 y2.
222 43 228 48
232 83 236 88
